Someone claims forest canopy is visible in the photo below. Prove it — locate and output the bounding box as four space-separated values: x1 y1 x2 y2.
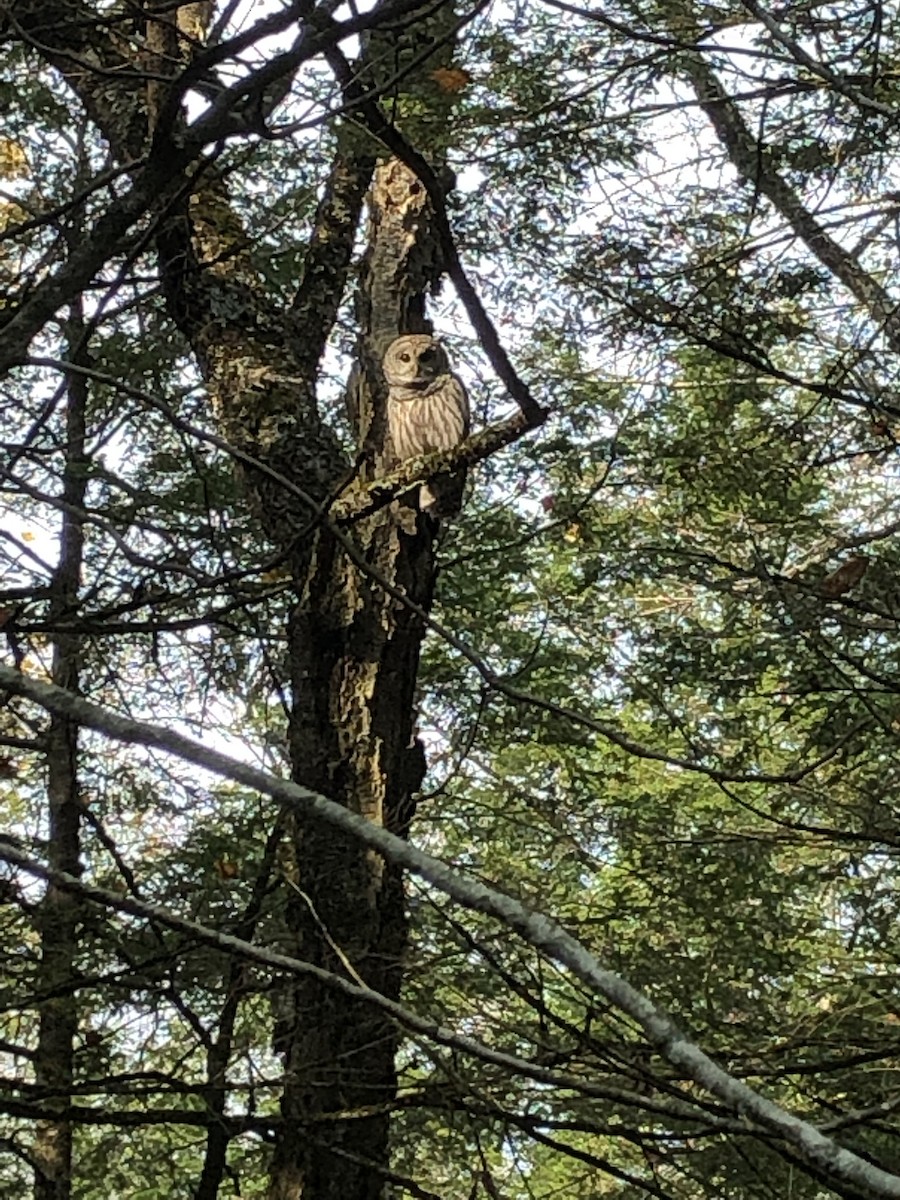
3 1 900 1198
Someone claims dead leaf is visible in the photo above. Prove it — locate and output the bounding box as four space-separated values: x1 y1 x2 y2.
214 858 239 880
430 66 472 93
818 555 869 598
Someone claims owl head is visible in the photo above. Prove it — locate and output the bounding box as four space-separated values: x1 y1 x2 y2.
383 335 451 387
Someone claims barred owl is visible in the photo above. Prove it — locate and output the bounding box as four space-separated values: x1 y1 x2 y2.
384 334 470 517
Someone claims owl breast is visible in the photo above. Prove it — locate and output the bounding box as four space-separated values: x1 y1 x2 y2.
388 377 469 461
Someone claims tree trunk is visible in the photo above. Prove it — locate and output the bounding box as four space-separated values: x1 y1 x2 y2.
7 2 465 1194
268 154 445 1198
32 306 88 1200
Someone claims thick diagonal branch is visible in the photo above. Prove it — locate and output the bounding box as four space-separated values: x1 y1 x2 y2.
4 665 900 1200
683 53 900 353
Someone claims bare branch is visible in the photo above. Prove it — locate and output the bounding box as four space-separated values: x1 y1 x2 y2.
2 666 900 1200
682 52 900 352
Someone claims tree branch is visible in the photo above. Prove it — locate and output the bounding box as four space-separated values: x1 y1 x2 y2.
2 666 900 1200
321 32 547 425
331 412 538 523
682 52 900 353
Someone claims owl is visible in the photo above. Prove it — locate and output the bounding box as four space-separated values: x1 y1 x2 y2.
383 334 470 516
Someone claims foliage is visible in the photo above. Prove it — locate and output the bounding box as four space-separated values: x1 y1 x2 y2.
4 1 900 1198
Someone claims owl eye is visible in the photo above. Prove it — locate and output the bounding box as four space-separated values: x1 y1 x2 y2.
399 352 411 362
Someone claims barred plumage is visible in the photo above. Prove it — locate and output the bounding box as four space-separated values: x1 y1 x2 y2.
384 335 470 516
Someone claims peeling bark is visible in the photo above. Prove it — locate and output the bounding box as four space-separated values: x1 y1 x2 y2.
154 167 350 545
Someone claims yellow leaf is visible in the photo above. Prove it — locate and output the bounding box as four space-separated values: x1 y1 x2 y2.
0 200 27 232
0 139 29 180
